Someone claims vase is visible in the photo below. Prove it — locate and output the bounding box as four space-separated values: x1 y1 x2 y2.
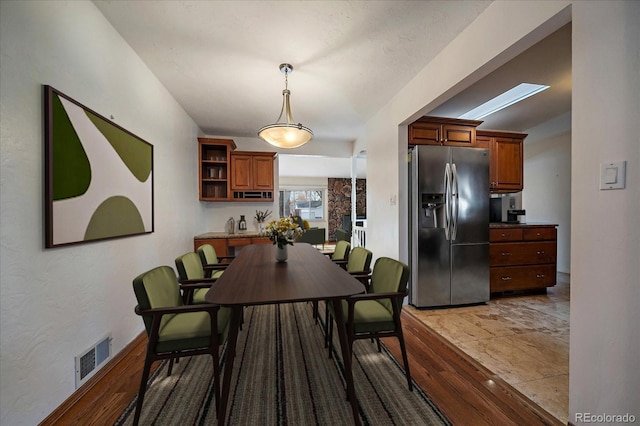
258 222 265 236
275 245 288 263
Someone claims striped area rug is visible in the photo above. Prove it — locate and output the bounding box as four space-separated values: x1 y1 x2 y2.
116 302 449 425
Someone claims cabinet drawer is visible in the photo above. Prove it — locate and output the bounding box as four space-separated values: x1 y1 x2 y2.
490 242 556 266
490 265 556 292
251 237 272 245
490 228 523 242
227 237 251 247
523 227 556 241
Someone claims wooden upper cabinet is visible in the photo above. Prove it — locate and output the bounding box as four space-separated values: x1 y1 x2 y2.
198 138 275 202
477 130 527 193
198 138 236 201
409 116 482 147
230 151 275 200
231 152 274 190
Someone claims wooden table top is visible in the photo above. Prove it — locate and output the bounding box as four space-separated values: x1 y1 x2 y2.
205 243 365 306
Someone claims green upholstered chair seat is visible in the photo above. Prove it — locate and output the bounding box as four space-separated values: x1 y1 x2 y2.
336 299 395 334
156 308 230 352
192 288 210 304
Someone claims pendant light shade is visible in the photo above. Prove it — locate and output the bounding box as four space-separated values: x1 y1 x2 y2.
258 64 313 149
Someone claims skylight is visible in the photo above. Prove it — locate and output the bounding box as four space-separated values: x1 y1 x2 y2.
458 83 550 120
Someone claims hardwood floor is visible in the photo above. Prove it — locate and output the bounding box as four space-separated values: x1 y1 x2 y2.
41 292 564 425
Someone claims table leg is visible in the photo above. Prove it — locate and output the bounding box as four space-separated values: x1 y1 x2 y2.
331 299 361 426
217 305 242 426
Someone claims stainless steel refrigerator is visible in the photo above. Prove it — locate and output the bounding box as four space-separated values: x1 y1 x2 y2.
409 145 490 308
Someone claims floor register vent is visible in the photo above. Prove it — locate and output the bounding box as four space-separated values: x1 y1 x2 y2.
75 333 112 388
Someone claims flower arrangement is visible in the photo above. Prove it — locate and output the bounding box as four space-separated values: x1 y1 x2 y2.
255 209 272 223
265 217 303 249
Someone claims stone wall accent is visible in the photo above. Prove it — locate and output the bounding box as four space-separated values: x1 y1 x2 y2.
327 178 366 241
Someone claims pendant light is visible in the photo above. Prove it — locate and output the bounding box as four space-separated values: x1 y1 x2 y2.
258 63 313 149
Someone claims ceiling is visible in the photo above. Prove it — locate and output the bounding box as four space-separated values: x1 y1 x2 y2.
93 1 570 154
429 23 571 133
93 0 492 146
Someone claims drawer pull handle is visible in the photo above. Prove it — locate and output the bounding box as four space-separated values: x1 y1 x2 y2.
501 252 511 256
501 276 512 281
501 233 507 237
537 250 545 255
536 274 545 278
536 232 542 236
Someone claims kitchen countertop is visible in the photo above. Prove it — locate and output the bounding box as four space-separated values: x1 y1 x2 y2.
195 231 265 239
490 222 558 228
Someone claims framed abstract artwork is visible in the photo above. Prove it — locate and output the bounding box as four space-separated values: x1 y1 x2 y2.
44 85 154 248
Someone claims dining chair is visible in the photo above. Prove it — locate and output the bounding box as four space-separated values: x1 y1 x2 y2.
324 247 372 344
311 240 353 323
197 244 234 278
175 252 221 304
327 257 413 391
132 265 230 425
329 240 351 262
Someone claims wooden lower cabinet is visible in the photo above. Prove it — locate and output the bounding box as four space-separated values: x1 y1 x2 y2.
489 225 557 293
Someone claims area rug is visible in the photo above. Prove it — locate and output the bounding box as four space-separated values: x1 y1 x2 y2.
116 302 449 425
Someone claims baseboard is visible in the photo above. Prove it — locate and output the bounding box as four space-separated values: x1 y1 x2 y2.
39 332 146 425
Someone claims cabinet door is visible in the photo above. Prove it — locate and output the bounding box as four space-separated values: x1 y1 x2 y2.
231 155 252 190
443 124 476 147
492 137 523 192
409 122 441 145
252 156 274 190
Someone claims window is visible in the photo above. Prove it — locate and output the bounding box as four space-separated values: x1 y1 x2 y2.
279 189 324 220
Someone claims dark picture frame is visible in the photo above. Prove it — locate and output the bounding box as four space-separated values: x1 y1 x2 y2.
44 85 154 248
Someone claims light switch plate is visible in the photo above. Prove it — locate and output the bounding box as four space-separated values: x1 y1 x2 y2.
600 161 626 190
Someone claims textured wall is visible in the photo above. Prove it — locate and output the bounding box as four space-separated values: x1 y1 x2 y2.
0 2 201 424
327 178 366 240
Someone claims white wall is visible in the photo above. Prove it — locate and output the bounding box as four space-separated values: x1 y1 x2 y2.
363 0 639 421
0 2 203 424
570 0 640 420
522 112 572 273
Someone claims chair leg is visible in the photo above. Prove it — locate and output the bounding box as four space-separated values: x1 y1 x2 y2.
212 350 220 417
376 337 382 352
397 330 413 392
167 357 175 376
312 300 319 324
133 354 154 426
327 315 334 358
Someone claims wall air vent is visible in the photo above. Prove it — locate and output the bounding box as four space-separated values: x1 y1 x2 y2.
75 333 112 388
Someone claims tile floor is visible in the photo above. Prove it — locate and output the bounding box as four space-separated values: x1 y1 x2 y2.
405 274 570 424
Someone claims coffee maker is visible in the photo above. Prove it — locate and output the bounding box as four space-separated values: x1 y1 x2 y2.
490 194 525 223
507 209 526 223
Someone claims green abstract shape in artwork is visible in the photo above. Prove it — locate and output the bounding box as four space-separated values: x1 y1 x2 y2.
84 196 146 240
86 111 152 182
52 94 91 200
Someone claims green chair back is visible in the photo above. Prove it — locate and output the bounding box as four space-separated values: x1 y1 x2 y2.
332 240 351 261
346 247 372 273
197 244 219 265
132 265 183 335
175 252 206 281
370 257 410 312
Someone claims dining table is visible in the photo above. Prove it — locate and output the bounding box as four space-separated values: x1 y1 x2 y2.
205 242 365 425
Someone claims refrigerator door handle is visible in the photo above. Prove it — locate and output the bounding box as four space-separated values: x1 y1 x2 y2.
451 163 459 240
444 162 451 240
